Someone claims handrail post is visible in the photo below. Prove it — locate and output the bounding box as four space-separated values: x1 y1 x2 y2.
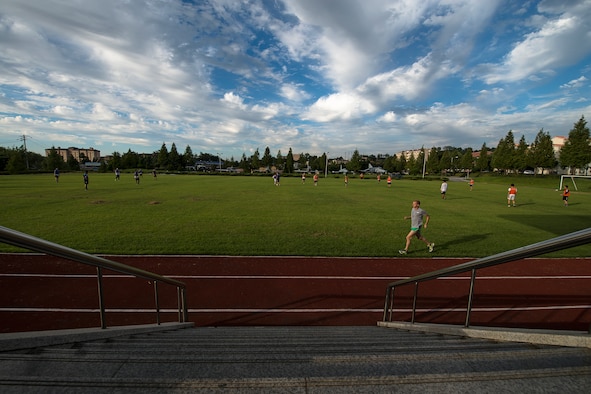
153 280 160 325
182 288 188 323
388 287 395 322
96 267 106 329
465 268 477 327
177 287 182 322
411 282 419 323
383 286 392 322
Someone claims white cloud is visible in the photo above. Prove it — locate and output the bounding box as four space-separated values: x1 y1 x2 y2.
561 76 588 89
482 5 591 84
280 83 311 102
303 92 375 122
0 0 590 159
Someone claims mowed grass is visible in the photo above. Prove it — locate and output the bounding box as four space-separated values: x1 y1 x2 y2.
1 172 590 257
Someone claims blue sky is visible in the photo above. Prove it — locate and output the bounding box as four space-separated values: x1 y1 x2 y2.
1 0 590 160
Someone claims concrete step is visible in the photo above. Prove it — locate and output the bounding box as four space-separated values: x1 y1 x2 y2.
1 325 590 393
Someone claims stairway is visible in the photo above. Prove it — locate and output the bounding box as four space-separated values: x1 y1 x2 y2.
1 325 590 393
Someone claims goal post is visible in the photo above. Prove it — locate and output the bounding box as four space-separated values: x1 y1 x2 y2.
559 175 591 191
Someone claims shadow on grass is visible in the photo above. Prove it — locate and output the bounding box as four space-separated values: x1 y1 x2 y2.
499 214 591 236
435 232 492 253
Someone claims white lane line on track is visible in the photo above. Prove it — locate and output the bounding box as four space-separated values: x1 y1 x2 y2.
2 305 591 313
2 274 591 280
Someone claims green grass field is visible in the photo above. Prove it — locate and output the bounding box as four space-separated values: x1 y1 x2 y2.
1 172 590 257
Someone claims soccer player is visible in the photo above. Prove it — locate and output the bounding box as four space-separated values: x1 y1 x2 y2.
562 185 570 207
507 183 517 207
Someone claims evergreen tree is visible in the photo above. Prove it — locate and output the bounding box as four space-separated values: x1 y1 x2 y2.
460 148 474 173
158 143 169 170
67 154 80 170
261 146 273 168
413 149 425 175
122 149 139 169
183 145 194 168
168 143 182 171
476 143 490 172
239 153 250 172
515 135 528 172
44 147 64 171
275 150 284 169
527 129 556 173
491 131 515 173
285 148 294 173
398 154 407 173
251 148 261 170
426 147 440 174
560 116 591 173
406 152 417 174
348 150 362 173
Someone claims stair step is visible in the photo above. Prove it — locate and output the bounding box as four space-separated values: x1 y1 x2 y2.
1 326 590 392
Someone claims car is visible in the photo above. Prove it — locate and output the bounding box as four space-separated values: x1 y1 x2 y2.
523 170 535 175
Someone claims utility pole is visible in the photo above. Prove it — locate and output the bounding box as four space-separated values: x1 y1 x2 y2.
19 134 30 170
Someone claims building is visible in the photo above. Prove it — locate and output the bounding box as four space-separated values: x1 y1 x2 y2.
45 147 101 163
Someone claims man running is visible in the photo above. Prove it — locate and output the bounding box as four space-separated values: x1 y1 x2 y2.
399 200 434 255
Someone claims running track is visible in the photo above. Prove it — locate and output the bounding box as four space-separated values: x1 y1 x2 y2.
1 254 590 333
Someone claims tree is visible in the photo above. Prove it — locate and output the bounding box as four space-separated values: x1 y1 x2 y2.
183 145 194 168
460 148 474 173
168 143 182 171
475 143 490 172
406 152 417 174
251 148 261 170
527 129 556 173
514 135 528 172
297 152 308 171
239 153 250 172
44 147 64 171
261 147 273 168
275 150 284 169
285 148 294 173
348 150 362 173
426 147 440 174
67 154 80 170
491 130 516 173
6 148 28 174
108 152 122 172
121 149 139 169
157 143 169 170
560 116 591 174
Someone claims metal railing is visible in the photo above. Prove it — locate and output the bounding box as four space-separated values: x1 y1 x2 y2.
383 227 591 331
0 225 188 329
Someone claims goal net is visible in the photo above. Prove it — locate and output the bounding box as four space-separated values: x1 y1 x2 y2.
558 175 591 191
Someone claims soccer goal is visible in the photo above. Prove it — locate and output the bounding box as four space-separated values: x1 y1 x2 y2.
558 175 591 191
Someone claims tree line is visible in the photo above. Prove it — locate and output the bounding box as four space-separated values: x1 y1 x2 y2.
1 116 590 175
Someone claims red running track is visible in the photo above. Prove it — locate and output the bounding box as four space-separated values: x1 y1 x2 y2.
1 254 590 333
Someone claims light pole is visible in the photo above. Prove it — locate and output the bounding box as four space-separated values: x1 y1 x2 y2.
421 148 427 179
325 152 329 178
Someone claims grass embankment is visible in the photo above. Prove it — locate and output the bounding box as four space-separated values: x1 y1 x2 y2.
1 172 589 257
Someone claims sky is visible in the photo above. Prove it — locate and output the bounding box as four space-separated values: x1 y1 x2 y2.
1 0 591 161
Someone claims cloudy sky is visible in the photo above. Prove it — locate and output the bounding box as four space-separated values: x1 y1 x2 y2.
1 0 590 160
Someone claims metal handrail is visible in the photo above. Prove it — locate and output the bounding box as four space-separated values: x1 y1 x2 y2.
0 225 188 329
383 227 591 329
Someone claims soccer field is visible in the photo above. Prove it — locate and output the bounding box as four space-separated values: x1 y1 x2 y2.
1 173 590 257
